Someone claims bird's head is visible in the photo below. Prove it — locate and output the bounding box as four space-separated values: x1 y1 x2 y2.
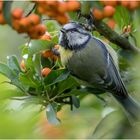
59 22 91 50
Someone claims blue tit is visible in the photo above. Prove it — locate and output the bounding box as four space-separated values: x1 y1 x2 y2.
58 22 140 120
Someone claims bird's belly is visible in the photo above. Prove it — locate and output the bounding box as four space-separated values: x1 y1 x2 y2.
67 50 106 85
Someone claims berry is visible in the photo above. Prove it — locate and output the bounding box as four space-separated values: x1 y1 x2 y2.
11 8 23 19
92 8 104 20
107 19 116 29
67 0 81 11
103 6 115 17
42 50 53 58
28 13 40 25
0 13 6 25
41 67 51 77
40 32 51 41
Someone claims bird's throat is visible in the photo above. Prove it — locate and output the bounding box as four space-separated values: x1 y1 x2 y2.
58 46 73 66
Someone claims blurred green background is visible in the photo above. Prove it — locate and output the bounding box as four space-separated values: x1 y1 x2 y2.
1 1 140 139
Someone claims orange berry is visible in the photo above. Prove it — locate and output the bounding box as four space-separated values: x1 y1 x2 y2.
107 19 116 29
35 24 46 36
92 8 104 20
28 13 40 25
42 50 53 58
56 14 69 25
0 1 3 12
11 8 23 19
0 13 6 25
41 67 51 77
37 6 46 14
66 1 81 11
12 19 20 30
120 1 130 7
57 2 68 13
103 6 115 17
54 45 60 50
101 0 118 7
20 60 26 70
45 10 57 18
19 17 31 31
40 32 51 41
128 1 139 10
28 24 46 38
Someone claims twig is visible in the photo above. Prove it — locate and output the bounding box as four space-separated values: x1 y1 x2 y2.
82 12 140 54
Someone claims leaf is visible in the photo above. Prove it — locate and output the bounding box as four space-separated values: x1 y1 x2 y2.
72 95 80 108
28 40 54 56
7 55 21 73
3 1 12 25
48 70 70 86
114 6 130 29
32 53 42 77
0 88 25 100
59 89 86 98
91 110 124 139
19 73 39 88
56 76 78 94
46 103 60 125
0 63 16 80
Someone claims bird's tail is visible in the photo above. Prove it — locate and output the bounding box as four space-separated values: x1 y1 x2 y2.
114 95 140 121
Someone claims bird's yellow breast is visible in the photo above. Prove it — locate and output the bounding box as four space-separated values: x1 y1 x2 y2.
58 46 73 66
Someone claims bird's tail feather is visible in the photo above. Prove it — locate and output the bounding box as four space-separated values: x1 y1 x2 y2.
114 95 140 121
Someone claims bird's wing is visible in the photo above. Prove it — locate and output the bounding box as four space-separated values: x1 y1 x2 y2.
95 38 128 98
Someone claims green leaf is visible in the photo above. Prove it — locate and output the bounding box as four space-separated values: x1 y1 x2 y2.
72 95 80 108
56 76 78 94
7 55 21 73
48 70 70 86
114 6 130 29
0 63 16 80
46 103 60 125
91 110 124 139
59 89 86 98
19 73 39 88
3 1 12 25
32 53 42 77
28 40 54 56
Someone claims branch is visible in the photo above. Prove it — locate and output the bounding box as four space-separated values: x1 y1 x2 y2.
92 19 140 54
80 10 140 54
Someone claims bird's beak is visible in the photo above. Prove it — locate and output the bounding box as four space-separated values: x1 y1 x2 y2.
60 28 66 34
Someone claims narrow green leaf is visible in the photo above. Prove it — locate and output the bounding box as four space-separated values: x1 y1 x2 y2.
0 63 16 80
32 53 42 77
7 55 21 73
91 110 124 139
48 70 70 86
3 1 12 25
44 69 65 86
46 103 60 125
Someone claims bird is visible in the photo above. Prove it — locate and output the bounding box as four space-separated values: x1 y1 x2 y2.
58 22 140 121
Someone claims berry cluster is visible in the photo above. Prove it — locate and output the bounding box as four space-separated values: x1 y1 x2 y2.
34 0 80 25
0 1 52 40
93 0 140 21
12 8 47 39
